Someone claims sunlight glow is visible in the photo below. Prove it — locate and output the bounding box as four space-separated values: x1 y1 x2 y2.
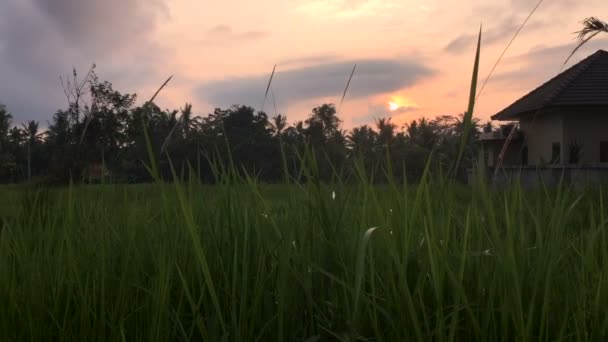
388 96 418 112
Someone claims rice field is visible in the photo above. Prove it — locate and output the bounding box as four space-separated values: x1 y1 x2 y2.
3 21 608 341
1 174 608 341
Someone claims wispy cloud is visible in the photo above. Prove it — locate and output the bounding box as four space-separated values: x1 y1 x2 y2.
444 90 459 98
296 0 402 18
197 58 434 110
201 25 269 45
444 17 542 54
492 38 608 86
278 55 338 68
510 0 579 11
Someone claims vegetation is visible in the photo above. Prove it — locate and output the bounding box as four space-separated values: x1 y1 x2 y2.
565 16 608 66
2 173 608 341
0 65 482 185
2 15 608 341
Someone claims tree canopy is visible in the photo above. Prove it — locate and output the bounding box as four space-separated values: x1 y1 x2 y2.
0 67 483 185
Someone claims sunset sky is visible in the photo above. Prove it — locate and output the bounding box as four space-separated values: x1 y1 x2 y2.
1 0 608 129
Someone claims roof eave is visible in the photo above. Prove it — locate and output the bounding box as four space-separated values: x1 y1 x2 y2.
492 107 551 121
491 112 522 121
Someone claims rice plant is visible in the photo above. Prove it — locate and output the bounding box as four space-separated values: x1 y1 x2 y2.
2 163 608 341
2 18 607 342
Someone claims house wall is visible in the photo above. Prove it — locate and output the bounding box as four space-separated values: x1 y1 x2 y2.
468 166 608 189
562 108 608 165
519 111 564 165
481 140 523 167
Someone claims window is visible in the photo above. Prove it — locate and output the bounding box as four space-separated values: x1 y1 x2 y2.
601 141 608 163
521 146 528 166
487 149 494 167
569 141 583 164
551 142 561 164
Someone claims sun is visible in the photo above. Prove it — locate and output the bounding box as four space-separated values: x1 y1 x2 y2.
387 96 418 113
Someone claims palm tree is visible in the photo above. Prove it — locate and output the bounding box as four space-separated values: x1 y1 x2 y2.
22 120 44 145
21 120 44 181
347 125 377 157
406 118 437 150
565 17 608 65
179 103 201 139
271 114 287 137
375 117 396 148
0 104 12 155
159 109 179 153
8 127 25 146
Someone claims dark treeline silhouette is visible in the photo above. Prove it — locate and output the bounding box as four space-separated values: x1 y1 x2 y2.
0 67 483 185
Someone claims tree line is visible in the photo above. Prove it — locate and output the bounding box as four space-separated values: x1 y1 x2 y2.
0 67 485 185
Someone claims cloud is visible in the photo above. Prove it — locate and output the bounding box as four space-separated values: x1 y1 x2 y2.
197 58 435 110
352 103 418 125
392 106 418 114
201 25 269 45
0 0 169 123
491 38 608 86
470 0 593 34
297 0 402 19
207 25 232 35
509 0 579 11
477 0 581 17
444 17 542 54
31 0 167 55
444 90 459 98
278 55 338 68
0 0 77 122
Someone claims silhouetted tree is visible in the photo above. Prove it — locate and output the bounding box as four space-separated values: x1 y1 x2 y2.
0 69 485 185
0 104 15 181
375 117 396 149
21 120 44 181
271 114 287 137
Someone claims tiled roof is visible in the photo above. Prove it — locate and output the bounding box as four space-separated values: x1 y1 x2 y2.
492 49 608 121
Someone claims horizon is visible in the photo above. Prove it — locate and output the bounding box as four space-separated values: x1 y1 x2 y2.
1 0 608 129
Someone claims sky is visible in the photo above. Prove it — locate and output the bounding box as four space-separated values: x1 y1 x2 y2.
1 0 608 129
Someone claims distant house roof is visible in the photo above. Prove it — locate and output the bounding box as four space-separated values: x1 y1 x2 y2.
492 49 608 121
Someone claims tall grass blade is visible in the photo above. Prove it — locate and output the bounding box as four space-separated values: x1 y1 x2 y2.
452 25 481 176
352 226 379 329
337 64 357 115
476 0 544 100
261 65 277 112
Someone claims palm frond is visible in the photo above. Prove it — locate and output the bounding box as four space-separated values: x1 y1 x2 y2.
564 17 608 67
577 17 608 40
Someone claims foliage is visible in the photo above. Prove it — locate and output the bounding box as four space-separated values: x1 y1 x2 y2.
565 17 608 66
0 69 482 184
1 174 608 340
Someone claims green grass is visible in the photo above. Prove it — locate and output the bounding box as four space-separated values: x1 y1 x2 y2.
3 18 606 341
1 177 608 341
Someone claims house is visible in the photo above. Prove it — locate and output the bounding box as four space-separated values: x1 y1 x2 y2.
478 49 608 185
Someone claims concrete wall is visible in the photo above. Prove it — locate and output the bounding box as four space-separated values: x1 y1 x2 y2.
519 110 564 166
468 166 608 189
562 108 608 165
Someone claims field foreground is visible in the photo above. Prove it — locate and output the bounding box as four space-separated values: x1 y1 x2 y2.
1 180 608 341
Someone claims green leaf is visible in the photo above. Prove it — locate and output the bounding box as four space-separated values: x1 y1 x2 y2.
453 25 482 176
